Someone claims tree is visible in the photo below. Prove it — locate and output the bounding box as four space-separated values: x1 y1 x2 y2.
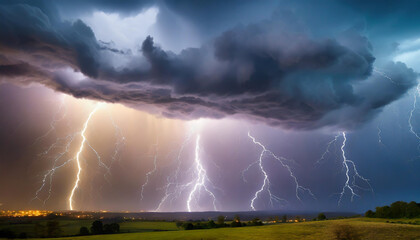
365 210 375 218
282 215 287 223
34 222 46 238
318 213 327 220
79 227 89 235
208 220 216 228
251 217 263 226
274 216 280 223
47 221 62 237
90 220 103 234
217 215 225 225
231 215 242 227
182 222 194 230
406 201 420 218
175 221 183 228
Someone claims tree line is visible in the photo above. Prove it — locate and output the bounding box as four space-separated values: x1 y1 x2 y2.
365 201 420 218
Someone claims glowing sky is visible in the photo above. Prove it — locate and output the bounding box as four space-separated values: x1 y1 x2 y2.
0 0 419 213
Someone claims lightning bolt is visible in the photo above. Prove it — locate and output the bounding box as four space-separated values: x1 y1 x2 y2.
373 67 400 85
68 103 103 210
377 125 385 147
315 134 340 165
140 145 158 202
32 134 77 205
33 96 67 145
155 131 193 212
245 132 315 211
408 83 420 150
337 132 373 206
186 134 217 212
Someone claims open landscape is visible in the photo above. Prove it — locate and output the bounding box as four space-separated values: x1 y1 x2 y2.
0 216 419 239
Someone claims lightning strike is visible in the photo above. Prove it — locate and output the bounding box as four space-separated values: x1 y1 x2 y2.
186 134 217 212
140 146 158 202
408 83 420 147
316 134 340 165
337 132 373 206
155 131 193 212
68 103 103 210
246 132 314 211
33 96 67 145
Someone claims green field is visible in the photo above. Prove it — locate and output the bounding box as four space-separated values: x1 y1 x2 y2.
20 218 419 240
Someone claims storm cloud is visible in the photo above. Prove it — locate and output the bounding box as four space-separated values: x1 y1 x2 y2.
0 1 417 129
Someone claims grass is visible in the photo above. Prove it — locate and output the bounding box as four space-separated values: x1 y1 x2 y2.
27 218 420 240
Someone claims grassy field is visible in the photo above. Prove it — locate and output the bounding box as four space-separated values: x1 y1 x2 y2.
25 218 420 240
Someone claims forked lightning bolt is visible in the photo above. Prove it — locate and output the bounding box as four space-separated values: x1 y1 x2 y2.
408 83 420 151
245 132 315 211
140 146 158 202
337 132 373 206
68 103 103 210
155 131 193 212
186 134 217 212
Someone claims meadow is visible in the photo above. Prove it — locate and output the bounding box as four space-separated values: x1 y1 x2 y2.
16 218 418 240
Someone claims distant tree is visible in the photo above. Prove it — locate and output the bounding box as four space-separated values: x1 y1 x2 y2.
274 216 280 223
79 227 89 235
318 213 327 220
407 201 420 218
251 217 263 226
231 215 242 227
282 215 287 223
208 220 216 228
217 215 225 225
390 201 408 218
175 221 183 228
365 210 375 218
90 220 103 234
34 222 46 238
182 222 194 230
295 216 301 222
47 221 62 237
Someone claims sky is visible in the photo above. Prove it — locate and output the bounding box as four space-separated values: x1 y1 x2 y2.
0 0 419 213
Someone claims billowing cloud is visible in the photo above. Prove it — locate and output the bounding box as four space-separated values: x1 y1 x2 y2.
0 2 417 130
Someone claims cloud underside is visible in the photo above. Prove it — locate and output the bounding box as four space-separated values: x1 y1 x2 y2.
0 3 417 130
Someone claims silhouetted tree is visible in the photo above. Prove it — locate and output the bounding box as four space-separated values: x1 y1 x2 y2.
208 220 216 228
407 201 420 218
217 215 225 225
282 215 287 223
79 227 89 235
365 210 375 218
231 215 242 227
34 222 46 238
175 221 183 228
251 217 263 226
90 220 103 234
182 222 194 230
318 213 327 220
47 221 62 237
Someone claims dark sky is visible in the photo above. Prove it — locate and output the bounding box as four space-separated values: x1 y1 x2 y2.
0 0 419 213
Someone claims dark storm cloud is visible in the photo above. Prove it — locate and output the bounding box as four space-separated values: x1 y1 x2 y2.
0 1 417 129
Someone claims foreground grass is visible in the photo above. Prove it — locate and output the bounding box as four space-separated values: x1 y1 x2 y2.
31 218 420 240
